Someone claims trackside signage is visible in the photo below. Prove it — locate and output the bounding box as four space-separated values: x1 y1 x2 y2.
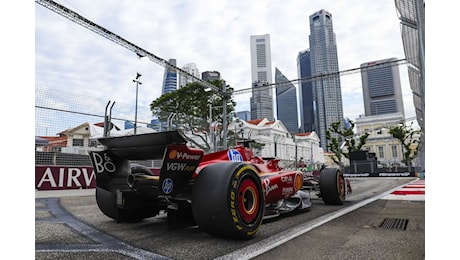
35 165 160 190
343 172 415 177
35 166 96 190
36 166 161 190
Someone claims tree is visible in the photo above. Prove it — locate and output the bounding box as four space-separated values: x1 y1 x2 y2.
150 80 235 151
389 122 420 169
249 142 265 157
325 120 369 166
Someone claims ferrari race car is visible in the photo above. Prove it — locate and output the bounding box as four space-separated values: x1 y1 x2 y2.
89 130 352 240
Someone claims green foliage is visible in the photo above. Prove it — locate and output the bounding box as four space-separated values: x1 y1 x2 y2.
389 122 420 166
325 120 369 166
150 80 235 151
249 142 265 156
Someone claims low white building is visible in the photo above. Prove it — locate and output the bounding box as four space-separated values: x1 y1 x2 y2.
228 118 325 168
51 118 326 168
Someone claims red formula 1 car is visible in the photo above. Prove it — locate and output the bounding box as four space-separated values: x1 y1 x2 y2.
89 130 352 240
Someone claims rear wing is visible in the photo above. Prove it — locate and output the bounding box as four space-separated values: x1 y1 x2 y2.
96 130 188 160
90 130 204 195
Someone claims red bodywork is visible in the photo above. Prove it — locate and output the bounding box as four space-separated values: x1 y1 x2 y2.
89 130 352 239
190 144 304 205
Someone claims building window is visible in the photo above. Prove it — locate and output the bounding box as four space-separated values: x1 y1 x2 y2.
89 139 98 147
73 139 84 147
378 146 384 158
391 145 398 158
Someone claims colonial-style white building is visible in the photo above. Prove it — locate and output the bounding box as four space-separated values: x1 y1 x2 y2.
40 118 326 169
354 112 420 168
228 118 325 168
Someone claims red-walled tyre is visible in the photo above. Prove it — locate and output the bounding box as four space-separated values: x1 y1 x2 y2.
191 162 265 240
319 167 346 205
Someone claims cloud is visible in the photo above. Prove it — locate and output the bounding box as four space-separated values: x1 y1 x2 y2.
35 0 414 127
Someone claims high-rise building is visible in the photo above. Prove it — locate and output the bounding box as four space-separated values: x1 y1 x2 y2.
202 71 221 81
360 57 405 118
179 63 200 88
308 9 344 149
236 111 251 121
250 34 274 121
297 49 315 133
162 58 177 94
148 119 161 132
275 67 299 133
160 58 178 131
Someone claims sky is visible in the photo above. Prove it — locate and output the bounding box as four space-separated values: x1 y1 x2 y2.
8 2 460 256
34 0 417 126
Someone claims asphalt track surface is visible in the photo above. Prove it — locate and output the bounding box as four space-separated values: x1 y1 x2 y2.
35 177 425 259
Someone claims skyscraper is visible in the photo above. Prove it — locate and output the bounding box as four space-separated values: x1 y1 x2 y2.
308 9 344 149
202 71 221 81
250 34 274 121
297 49 315 133
360 57 405 117
236 111 251 121
161 58 178 131
179 63 200 88
162 58 177 94
275 67 299 133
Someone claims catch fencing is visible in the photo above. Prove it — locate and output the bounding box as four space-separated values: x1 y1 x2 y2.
35 86 156 165
35 86 162 190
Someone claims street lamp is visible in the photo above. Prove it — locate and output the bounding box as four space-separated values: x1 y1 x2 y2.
132 72 142 135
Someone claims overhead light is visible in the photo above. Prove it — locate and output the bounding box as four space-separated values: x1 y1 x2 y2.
136 53 149 61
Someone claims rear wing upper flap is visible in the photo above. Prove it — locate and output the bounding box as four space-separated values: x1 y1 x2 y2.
97 130 188 160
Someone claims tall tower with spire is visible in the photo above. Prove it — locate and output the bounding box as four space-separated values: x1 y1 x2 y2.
308 9 344 149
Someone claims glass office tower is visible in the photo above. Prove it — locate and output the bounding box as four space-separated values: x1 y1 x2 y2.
360 57 405 117
275 67 299 133
250 34 274 121
308 9 344 149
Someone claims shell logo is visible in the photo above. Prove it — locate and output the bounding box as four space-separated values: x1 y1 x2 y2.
169 150 177 159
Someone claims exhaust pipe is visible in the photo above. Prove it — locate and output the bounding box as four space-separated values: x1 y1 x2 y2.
127 173 159 188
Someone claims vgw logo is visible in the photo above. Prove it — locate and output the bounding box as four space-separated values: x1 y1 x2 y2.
227 149 243 162
166 162 196 171
167 162 187 171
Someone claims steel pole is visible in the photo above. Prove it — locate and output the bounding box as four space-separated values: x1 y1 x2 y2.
222 80 227 150
134 81 138 134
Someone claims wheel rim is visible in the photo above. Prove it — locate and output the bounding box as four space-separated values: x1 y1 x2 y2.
338 174 345 198
238 178 259 224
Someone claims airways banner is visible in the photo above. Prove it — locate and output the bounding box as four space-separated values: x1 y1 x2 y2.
35 166 161 190
35 166 96 190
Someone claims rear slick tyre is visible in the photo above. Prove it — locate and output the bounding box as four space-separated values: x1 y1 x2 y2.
191 162 265 240
319 167 346 205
